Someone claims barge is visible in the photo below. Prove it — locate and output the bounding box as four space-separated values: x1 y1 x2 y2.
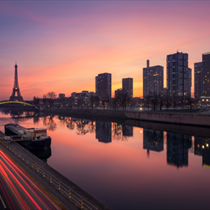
4 123 51 150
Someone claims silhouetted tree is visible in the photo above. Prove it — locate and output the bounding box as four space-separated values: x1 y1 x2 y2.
90 95 99 109
164 95 171 109
144 95 150 110
115 89 131 110
111 98 117 111
33 96 39 105
47 91 57 108
150 92 159 111
159 95 164 111
43 95 47 107
67 97 74 109
186 96 194 109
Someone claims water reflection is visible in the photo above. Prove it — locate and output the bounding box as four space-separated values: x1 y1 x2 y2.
1 112 210 209
194 137 210 168
21 145 51 163
0 107 36 118
167 132 192 168
96 121 112 143
143 129 163 156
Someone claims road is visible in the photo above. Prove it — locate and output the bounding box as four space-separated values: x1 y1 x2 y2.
0 150 60 210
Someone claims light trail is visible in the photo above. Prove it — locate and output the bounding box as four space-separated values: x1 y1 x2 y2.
0 150 60 210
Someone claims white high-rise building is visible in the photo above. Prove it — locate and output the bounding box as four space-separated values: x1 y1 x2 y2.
167 52 191 97
143 60 163 98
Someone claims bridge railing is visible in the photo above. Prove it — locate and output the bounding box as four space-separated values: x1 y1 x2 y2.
0 139 99 210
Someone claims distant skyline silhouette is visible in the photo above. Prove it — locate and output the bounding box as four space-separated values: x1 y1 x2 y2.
0 1 210 100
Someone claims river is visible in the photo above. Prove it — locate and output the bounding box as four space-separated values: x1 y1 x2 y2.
0 111 210 210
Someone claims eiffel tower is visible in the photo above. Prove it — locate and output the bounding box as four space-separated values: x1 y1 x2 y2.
9 63 23 101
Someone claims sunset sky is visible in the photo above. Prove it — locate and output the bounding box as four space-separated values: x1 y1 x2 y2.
0 1 210 100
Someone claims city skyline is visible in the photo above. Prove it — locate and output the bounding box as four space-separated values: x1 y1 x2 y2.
0 1 210 100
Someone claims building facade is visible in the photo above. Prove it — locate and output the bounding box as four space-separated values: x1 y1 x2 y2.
202 52 210 96
59 93 65 99
122 78 133 98
143 60 163 98
194 62 202 98
95 73 111 100
167 52 191 97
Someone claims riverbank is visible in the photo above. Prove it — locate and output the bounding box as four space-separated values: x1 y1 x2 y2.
40 107 210 127
41 108 128 120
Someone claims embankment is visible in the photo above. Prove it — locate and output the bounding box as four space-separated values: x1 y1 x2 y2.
125 111 210 127
41 108 210 127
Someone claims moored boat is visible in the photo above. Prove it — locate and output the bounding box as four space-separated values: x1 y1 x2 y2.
4 123 51 150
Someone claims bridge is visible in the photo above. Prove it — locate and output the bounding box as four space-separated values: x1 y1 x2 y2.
0 100 39 111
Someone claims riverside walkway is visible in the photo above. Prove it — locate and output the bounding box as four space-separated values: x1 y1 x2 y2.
0 131 108 210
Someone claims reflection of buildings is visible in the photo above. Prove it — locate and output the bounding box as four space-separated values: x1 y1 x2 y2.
143 129 163 155
194 137 210 168
33 116 40 124
58 115 65 120
96 121 111 143
122 125 133 137
167 132 192 168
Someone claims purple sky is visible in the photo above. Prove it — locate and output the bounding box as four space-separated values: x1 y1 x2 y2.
0 1 210 100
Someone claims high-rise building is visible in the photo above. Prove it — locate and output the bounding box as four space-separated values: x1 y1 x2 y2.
167 52 191 97
122 78 133 98
202 52 210 96
95 73 111 100
194 62 202 98
143 60 163 98
59 93 65 99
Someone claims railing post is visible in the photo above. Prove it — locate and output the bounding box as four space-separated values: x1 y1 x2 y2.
22 155 24 161
43 170 45 178
69 189 71 200
27 158 28 164
37 166 39 173
50 175 52 184
58 181 61 191
81 197 83 209
31 162 33 168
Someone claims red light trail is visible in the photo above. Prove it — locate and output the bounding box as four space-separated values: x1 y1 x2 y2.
0 150 60 210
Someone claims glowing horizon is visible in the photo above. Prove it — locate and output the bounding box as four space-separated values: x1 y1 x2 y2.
0 1 210 100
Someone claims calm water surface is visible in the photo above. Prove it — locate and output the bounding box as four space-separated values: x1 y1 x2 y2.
0 112 210 210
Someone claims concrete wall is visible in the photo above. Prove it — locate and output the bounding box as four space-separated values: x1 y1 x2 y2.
125 111 210 127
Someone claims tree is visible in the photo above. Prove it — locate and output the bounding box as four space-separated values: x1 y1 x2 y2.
159 95 164 111
43 94 47 106
186 96 194 109
33 96 39 105
115 89 131 110
111 97 118 111
67 97 74 109
164 95 171 109
47 91 57 108
144 95 150 110
150 92 159 111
